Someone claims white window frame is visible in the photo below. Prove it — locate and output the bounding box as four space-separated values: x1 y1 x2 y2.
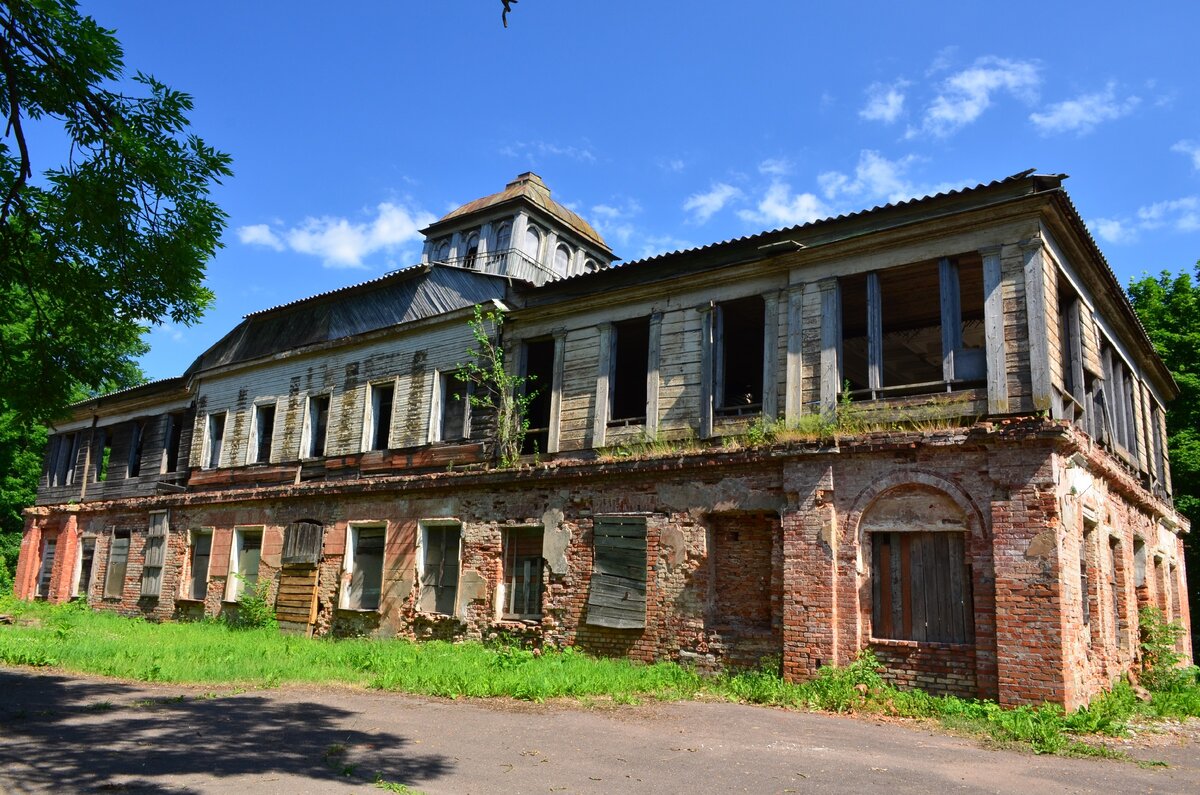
203 412 227 470
429 370 471 443
340 521 387 611
72 536 96 599
140 510 169 598
247 401 277 465
225 525 265 602
183 527 213 601
496 525 545 620
301 394 331 459
362 380 397 452
417 520 462 616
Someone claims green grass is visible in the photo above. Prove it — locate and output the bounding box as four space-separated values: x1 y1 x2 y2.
2 595 1197 761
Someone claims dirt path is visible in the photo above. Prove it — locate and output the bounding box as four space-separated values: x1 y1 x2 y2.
0 667 1196 794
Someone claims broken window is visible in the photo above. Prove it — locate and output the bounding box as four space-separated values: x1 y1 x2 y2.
185 529 212 601
141 511 169 598
205 412 226 469
463 232 480 269
419 523 461 615
1099 344 1139 457
36 536 56 598
343 524 386 611
227 527 263 601
586 517 647 629
104 530 130 599
162 413 183 474
74 538 95 599
127 421 145 478
305 395 330 458
251 404 275 464
94 430 112 482
871 531 974 644
715 296 765 416
51 433 79 487
494 222 512 252
437 372 470 442
367 382 394 451
841 258 985 399
502 527 544 619
609 317 650 426
522 339 555 455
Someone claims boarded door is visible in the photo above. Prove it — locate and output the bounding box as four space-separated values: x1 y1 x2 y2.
275 521 324 635
586 517 647 629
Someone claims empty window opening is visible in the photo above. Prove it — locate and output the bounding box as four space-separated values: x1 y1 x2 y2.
52 433 79 487
522 339 555 455
36 536 56 599
464 232 480 269
502 527 544 619
610 317 650 425
1108 537 1124 650
162 413 184 474
842 258 984 400
711 513 777 630
305 395 330 458
586 517 648 629
368 383 394 451
74 538 95 599
1057 277 1083 407
205 413 226 469
141 511 168 598
104 530 130 599
127 421 145 478
95 430 112 482
434 239 451 261
227 527 263 601
420 524 461 615
1081 523 1095 634
343 524 385 611
438 372 470 442
1098 344 1139 457
252 404 275 464
715 296 765 415
186 529 212 601
871 531 974 644
1133 538 1147 589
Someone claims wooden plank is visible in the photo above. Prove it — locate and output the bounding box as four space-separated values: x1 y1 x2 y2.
866 271 882 393
1022 239 1053 412
785 285 804 421
593 536 648 552
645 312 662 437
910 534 926 642
699 305 714 438
889 534 903 639
930 532 950 642
819 280 840 418
948 533 966 644
762 291 780 420
548 331 566 454
899 534 912 639
592 323 612 449
876 537 891 638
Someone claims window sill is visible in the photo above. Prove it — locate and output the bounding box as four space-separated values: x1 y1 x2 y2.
336 607 381 614
869 637 974 651
175 597 205 605
500 615 543 624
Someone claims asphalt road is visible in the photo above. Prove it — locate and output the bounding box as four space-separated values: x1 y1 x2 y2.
0 667 1196 794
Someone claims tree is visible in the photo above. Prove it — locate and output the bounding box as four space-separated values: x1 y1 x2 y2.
456 305 537 468
0 0 231 424
1127 264 1200 630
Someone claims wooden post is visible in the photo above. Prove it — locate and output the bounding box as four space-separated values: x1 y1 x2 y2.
939 257 962 385
699 303 715 438
866 272 882 396
592 324 612 449
980 246 1009 414
785 284 805 422
819 279 841 418
646 312 662 438
762 290 781 420
1021 238 1053 413
548 330 567 454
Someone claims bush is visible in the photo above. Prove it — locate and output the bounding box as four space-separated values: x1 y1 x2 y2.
1139 606 1195 691
225 575 276 630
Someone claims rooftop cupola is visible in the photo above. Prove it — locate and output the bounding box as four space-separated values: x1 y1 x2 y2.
420 172 614 285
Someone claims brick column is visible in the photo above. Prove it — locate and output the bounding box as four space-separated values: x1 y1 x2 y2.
13 514 42 599
781 461 838 681
49 514 79 602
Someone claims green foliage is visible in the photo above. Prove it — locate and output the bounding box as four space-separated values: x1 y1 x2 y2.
225 575 277 630
1128 266 1200 626
0 1 231 424
456 305 538 467
1138 606 1196 692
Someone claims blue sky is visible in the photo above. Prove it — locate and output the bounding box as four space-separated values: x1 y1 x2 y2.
73 2 1200 381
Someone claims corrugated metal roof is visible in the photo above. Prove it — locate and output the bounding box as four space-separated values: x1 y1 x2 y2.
186 266 507 374
424 172 612 254
69 376 188 408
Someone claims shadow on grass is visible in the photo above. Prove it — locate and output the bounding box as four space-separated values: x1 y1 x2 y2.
0 669 451 793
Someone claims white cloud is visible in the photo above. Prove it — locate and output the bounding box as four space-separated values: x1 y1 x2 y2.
499 140 596 163
1029 83 1140 135
758 158 794 177
683 182 743 223
1089 218 1139 245
658 157 686 173
239 202 436 268
914 56 1040 137
589 198 642 247
1089 196 1200 245
1172 139 1200 170
736 181 830 227
818 151 920 204
237 223 284 251
860 80 909 124
637 235 695 259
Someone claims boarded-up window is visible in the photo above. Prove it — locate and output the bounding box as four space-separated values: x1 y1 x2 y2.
586 517 647 629
104 530 130 599
186 530 212 601
140 511 169 598
502 527 544 618
227 527 262 601
871 531 973 644
36 537 56 598
343 524 385 611
711 513 776 629
281 521 324 566
420 524 461 615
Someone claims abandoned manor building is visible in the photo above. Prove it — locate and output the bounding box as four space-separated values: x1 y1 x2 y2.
13 169 1191 709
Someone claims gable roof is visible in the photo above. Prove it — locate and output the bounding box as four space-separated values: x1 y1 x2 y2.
423 172 612 255
185 265 507 375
